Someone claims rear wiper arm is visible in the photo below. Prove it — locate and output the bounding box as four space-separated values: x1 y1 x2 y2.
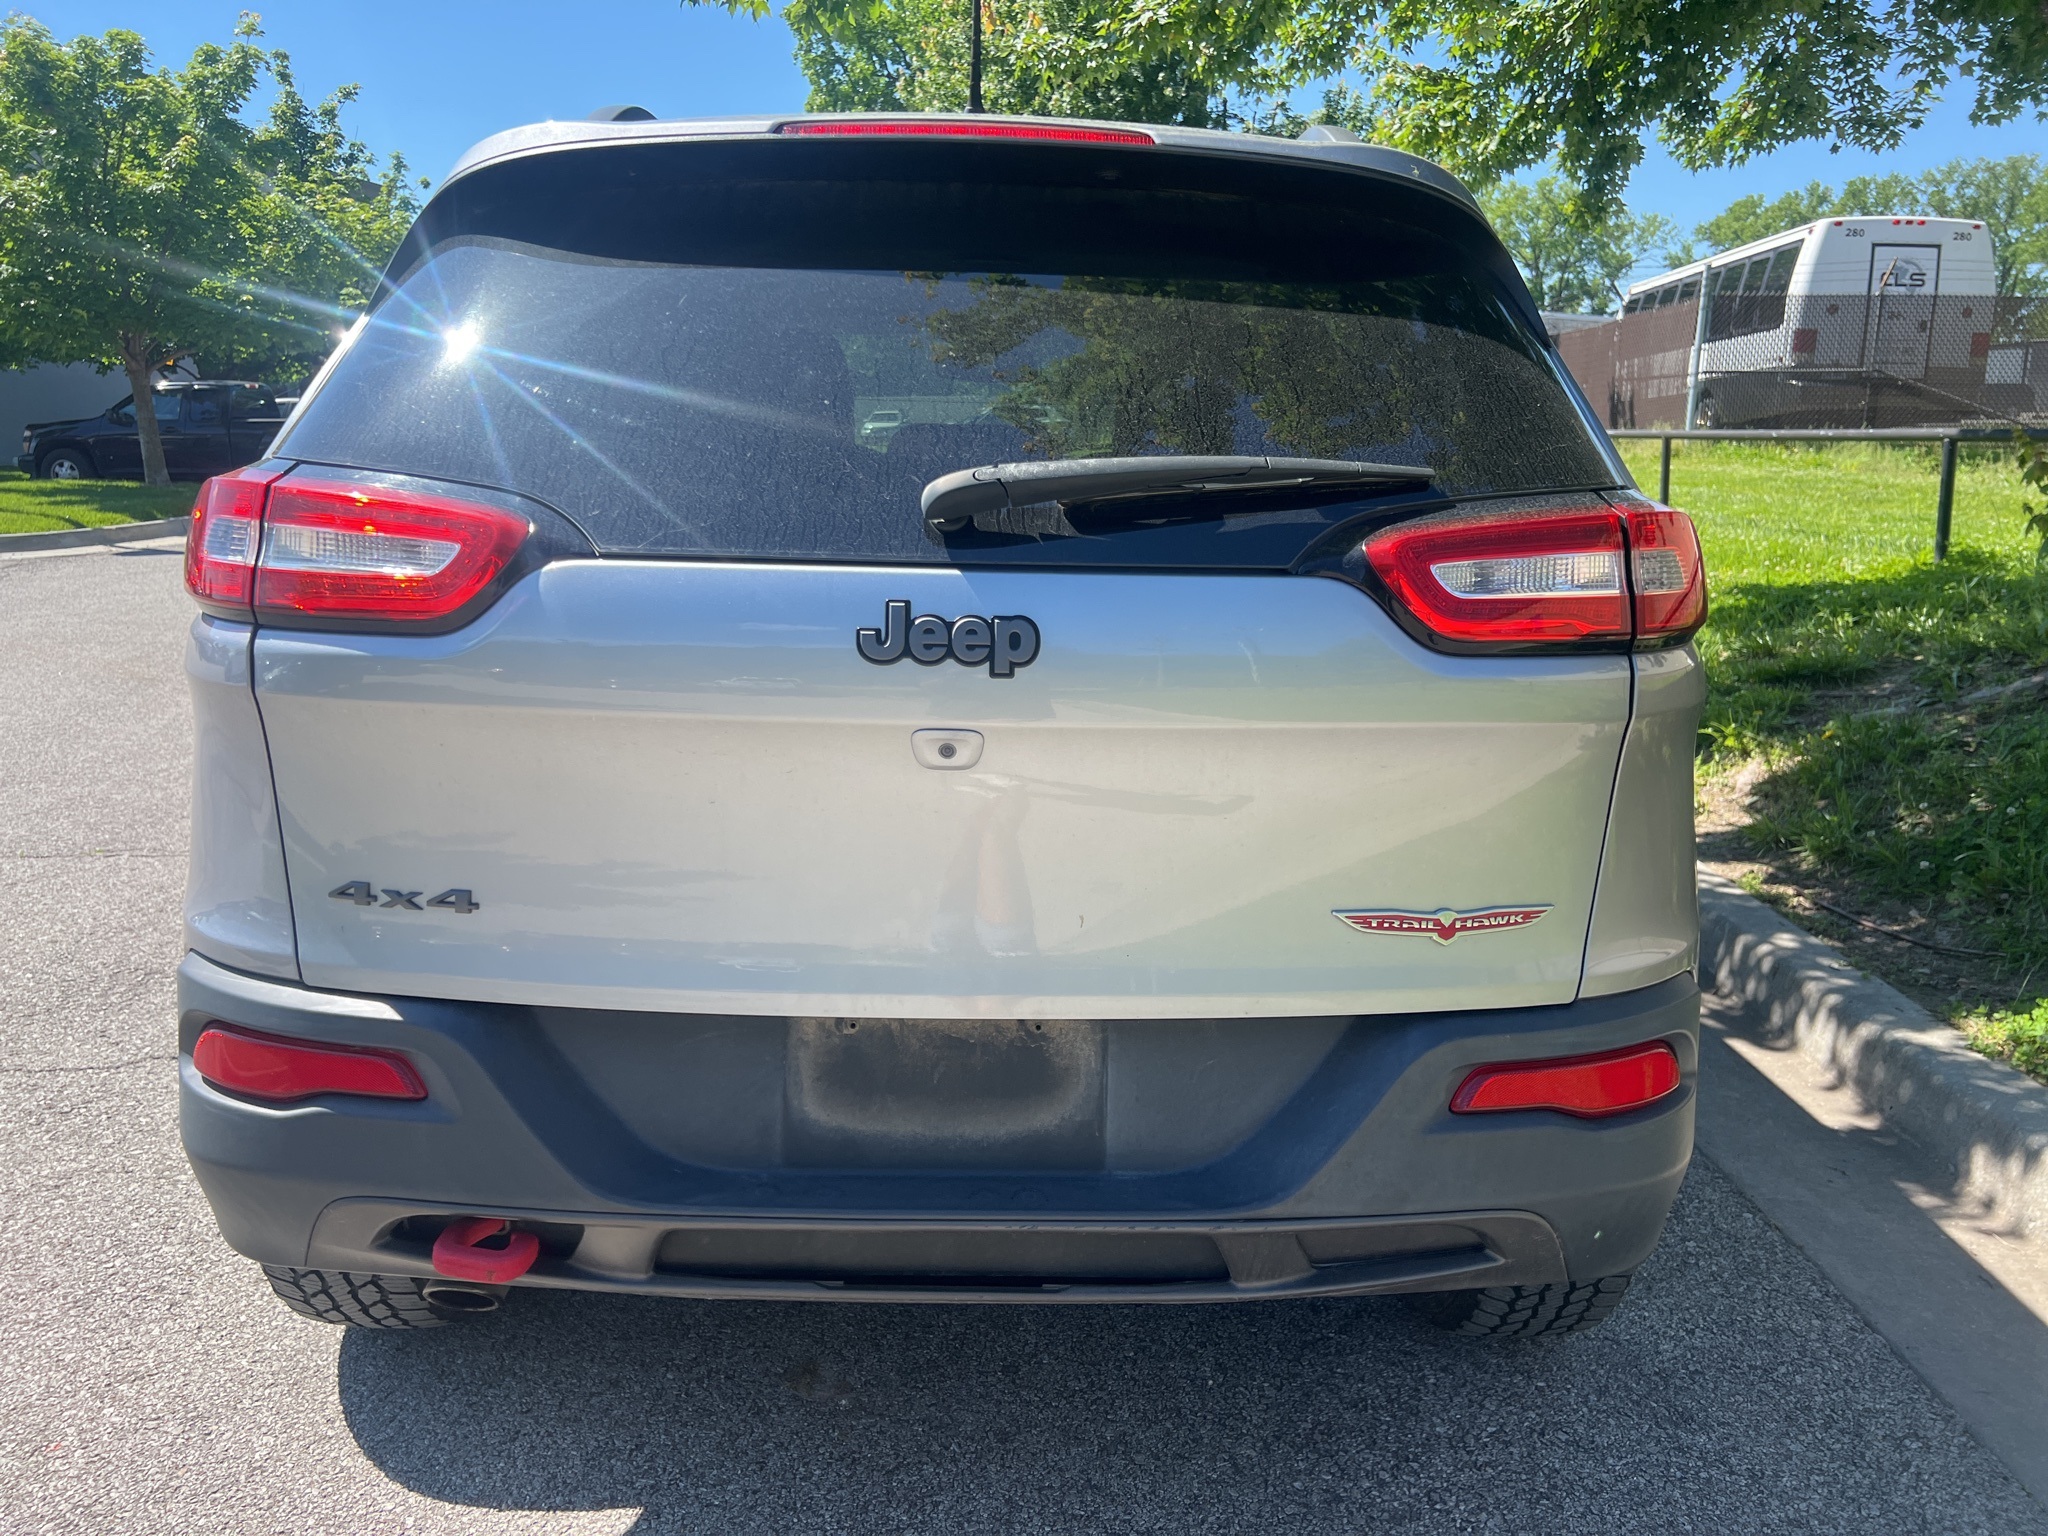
921 455 1435 531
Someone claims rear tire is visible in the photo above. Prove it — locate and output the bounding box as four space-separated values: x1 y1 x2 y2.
36 448 93 480
261 1265 453 1329
1410 1274 1633 1338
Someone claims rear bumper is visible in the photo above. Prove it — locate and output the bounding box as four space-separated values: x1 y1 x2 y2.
178 953 1698 1303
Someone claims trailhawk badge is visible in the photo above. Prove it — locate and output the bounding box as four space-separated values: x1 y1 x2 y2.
1333 906 1551 945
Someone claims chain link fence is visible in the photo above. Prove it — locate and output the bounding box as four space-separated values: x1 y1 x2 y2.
1557 293 2048 431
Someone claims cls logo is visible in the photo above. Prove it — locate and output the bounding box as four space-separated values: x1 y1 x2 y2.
857 599 1041 677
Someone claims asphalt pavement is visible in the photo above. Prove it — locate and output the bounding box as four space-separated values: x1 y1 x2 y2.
2 541 2043 1536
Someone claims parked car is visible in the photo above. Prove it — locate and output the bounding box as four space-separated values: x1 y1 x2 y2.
17 381 285 480
858 407 905 442
178 112 1706 1338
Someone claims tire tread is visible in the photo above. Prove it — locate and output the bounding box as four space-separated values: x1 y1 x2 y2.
1411 1274 1633 1338
261 1265 450 1329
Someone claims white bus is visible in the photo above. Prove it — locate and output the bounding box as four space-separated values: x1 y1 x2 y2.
1619 216 2003 427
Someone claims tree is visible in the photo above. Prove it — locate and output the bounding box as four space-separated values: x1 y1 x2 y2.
1480 178 1675 313
0 19 418 483
1916 156 2048 294
694 1 2048 214
782 0 1225 122
1691 158 2048 292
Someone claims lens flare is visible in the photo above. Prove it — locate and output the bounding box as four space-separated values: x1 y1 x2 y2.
441 320 482 366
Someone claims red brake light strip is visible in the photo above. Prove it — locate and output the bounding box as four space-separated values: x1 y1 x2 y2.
777 119 1155 145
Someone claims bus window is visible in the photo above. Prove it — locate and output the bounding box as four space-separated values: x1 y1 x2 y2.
1677 279 1699 303
1623 296 1642 314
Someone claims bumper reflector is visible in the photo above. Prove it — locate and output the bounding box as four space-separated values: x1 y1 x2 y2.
192 1024 427 1104
1450 1041 1680 1119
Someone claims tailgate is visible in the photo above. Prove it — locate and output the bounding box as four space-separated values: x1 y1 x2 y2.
254 561 1628 1018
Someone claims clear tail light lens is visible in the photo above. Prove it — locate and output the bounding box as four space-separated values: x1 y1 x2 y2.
185 466 288 617
256 478 530 621
1362 501 1707 650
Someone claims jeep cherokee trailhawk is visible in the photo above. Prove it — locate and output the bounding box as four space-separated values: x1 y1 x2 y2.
178 111 1706 1336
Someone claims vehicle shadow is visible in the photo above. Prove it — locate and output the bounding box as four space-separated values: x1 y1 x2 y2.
334 1157 2037 1534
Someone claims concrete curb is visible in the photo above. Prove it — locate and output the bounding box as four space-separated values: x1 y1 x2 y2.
0 515 189 554
1699 871 2048 1236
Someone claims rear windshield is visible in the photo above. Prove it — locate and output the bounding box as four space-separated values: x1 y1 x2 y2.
282 141 1614 564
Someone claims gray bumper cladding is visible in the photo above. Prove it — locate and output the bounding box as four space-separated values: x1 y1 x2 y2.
178 954 1699 1303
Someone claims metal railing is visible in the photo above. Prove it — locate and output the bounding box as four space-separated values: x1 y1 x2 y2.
1611 426 2048 561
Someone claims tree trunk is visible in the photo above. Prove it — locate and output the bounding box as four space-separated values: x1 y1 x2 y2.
119 334 171 487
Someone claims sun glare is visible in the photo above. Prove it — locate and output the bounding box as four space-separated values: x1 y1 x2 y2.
440 320 482 366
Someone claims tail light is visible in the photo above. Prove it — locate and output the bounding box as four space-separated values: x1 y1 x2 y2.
1969 332 1992 359
1791 327 1818 354
185 465 288 613
1451 1041 1681 1119
185 470 532 626
255 477 529 620
777 118 1154 145
1625 505 1707 639
192 1024 427 1104
1362 500 1706 651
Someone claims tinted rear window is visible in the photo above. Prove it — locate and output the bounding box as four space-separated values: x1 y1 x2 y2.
283 139 1614 564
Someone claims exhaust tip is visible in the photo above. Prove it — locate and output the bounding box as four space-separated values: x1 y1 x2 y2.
421 1280 503 1313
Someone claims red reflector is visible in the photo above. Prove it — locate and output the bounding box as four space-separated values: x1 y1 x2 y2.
185 465 288 616
192 1024 427 1104
254 478 530 622
1625 504 1708 640
778 118 1154 145
1451 1042 1681 1119
1363 505 1630 644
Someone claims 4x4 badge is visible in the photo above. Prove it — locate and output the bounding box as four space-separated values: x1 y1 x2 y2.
1333 906 1551 944
857 599 1040 677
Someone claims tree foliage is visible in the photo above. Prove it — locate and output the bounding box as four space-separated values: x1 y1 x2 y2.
1480 178 1673 313
781 0 1225 122
1694 157 2048 293
0 17 418 482
692 1 2048 212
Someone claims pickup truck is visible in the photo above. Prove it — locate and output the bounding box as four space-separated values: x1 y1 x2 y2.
17 381 287 481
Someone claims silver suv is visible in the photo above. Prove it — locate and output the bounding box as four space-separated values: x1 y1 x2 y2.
178 113 1706 1337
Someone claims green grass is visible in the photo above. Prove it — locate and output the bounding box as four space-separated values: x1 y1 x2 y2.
1617 438 2048 1076
0 468 195 535
1963 1000 2048 1080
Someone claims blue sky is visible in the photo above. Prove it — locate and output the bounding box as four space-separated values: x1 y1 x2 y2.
29 0 2048 259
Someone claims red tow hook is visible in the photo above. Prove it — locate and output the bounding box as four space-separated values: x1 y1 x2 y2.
431 1217 541 1284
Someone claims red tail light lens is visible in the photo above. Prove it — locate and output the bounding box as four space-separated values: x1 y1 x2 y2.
254 477 530 622
1365 506 1630 645
1451 1041 1681 1119
192 1024 427 1104
777 118 1155 145
186 466 288 617
187 471 534 626
1362 501 1707 650
1626 505 1708 640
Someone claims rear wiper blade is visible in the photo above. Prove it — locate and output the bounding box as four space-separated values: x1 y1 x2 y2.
921 455 1435 531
